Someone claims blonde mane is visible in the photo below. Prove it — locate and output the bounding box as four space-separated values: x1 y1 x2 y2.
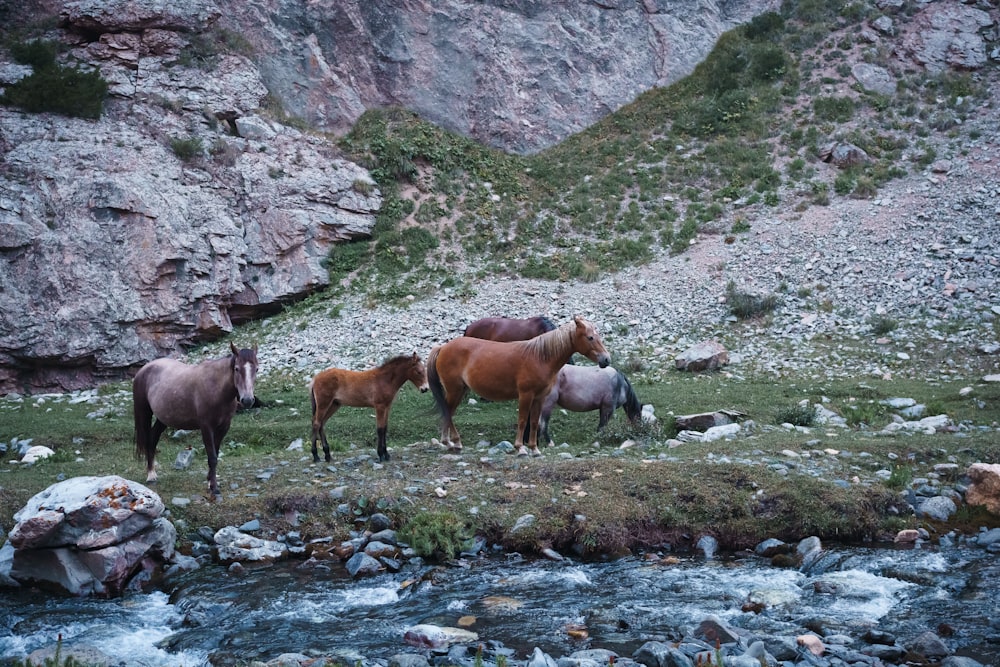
522 320 575 362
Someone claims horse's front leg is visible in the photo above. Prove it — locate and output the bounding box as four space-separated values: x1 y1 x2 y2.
598 400 614 430
145 419 168 483
375 404 391 462
202 423 226 499
514 394 534 456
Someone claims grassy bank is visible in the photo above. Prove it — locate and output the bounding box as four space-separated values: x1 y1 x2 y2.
3 366 999 558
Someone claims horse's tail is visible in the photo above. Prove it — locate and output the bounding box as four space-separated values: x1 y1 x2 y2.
307 377 318 422
538 315 557 333
132 371 153 462
619 371 642 423
426 345 448 419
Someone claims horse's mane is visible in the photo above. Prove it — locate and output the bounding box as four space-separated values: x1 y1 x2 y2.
523 320 575 362
381 354 416 369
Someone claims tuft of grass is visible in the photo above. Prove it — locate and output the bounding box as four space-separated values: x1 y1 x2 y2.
399 510 472 560
170 136 204 162
869 314 898 336
774 403 816 427
726 280 780 320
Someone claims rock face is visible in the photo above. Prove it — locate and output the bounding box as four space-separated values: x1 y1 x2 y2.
0 475 177 597
218 0 780 155
0 1 381 392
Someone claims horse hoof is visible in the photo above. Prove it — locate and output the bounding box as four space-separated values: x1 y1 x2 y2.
530 448 543 457
516 446 530 457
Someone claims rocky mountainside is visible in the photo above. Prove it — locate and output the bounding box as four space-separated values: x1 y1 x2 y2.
1 0 998 394
0 0 776 393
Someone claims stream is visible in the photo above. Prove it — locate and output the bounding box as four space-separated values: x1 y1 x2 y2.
1 543 998 666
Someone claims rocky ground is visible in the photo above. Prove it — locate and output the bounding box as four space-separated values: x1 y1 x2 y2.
244 123 1000 390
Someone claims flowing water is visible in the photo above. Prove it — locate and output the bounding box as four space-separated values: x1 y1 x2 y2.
1 544 998 666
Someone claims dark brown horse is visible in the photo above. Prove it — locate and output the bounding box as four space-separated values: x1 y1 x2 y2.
133 342 258 498
309 352 429 463
536 365 642 447
463 315 557 342
427 316 610 456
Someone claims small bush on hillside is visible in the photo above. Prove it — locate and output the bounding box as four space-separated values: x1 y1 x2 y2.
1 40 108 119
726 280 780 319
813 96 855 122
775 403 816 427
170 136 204 161
869 314 898 335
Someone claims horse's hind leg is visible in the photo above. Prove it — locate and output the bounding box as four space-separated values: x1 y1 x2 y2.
598 401 614 430
375 405 391 462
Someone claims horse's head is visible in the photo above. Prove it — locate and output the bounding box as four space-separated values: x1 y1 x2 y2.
409 351 429 393
572 316 611 368
231 342 259 408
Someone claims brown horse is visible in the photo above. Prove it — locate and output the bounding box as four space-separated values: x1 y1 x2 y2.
463 315 557 342
133 342 258 499
427 316 610 456
309 352 429 463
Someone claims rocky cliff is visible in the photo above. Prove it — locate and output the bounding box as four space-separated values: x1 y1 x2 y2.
0 0 776 392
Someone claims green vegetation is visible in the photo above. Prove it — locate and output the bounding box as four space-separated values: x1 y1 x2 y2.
1 39 108 119
169 136 204 161
726 280 780 320
2 368 998 557
327 0 985 301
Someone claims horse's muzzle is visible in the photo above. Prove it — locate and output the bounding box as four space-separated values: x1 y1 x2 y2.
597 354 611 368
240 396 255 408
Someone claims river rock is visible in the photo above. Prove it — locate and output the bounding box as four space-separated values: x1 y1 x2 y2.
214 526 288 564
389 654 431 667
1 475 175 596
917 496 957 521
633 641 693 667
965 463 1000 515
904 630 952 660
345 551 382 577
402 624 478 649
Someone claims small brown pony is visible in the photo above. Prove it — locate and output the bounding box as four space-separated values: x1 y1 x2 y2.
427 316 610 456
133 342 258 499
463 315 557 342
309 352 429 463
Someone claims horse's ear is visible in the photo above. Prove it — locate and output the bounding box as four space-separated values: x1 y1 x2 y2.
253 343 259 354
230 341 238 355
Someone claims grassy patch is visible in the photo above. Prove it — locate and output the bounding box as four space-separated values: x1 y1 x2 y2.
3 371 998 556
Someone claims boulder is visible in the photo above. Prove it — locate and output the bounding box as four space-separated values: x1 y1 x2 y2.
214 526 288 564
900 3 994 73
1 476 176 596
402 624 479 649
965 463 1000 515
675 340 729 372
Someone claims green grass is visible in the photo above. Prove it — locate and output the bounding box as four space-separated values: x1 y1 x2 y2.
3 368 998 556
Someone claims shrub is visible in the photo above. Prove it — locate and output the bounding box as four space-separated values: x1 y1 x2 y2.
869 314 898 335
1 40 108 119
812 96 855 122
399 510 471 560
170 136 204 161
775 403 816 427
726 280 779 319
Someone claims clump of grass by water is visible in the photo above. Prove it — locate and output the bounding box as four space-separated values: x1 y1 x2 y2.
399 510 472 560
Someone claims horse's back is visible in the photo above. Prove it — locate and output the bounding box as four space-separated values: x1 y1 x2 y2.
554 364 618 411
135 358 221 429
311 366 378 407
437 336 532 400
464 316 551 343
